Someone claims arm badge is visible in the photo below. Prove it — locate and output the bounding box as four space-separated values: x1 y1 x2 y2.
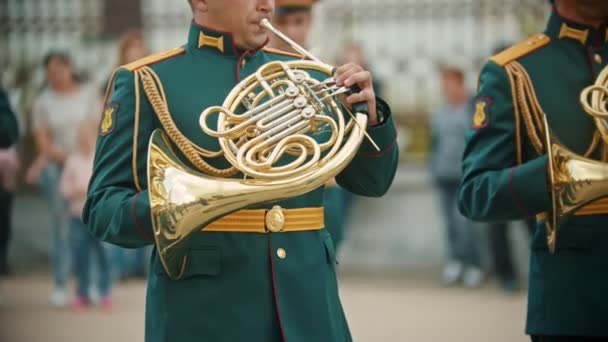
99 102 119 136
472 97 492 130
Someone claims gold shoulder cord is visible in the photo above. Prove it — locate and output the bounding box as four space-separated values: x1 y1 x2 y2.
504 61 601 164
135 66 238 178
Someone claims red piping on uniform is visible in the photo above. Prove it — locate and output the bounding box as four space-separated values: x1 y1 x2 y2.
268 236 287 341
235 38 269 82
236 51 251 82
508 167 533 219
586 47 597 80
132 192 154 242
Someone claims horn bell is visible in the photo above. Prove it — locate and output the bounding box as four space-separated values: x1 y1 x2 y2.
148 112 366 279
543 116 608 253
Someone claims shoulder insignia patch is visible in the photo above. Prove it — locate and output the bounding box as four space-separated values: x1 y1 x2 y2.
490 33 551 67
472 97 492 130
122 47 186 72
262 47 304 59
99 102 119 136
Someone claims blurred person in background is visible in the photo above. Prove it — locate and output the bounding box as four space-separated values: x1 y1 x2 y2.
25 51 101 307
268 0 316 53
270 0 350 249
430 66 483 288
459 0 608 340
83 0 398 340
487 220 521 293
107 30 152 281
59 119 113 312
0 88 20 277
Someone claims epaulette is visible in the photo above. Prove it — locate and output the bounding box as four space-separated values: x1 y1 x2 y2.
122 47 186 72
490 33 551 67
262 47 304 59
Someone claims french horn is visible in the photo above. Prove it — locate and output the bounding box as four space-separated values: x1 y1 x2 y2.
148 19 374 278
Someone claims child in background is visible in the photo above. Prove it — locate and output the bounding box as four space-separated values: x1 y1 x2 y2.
59 119 112 312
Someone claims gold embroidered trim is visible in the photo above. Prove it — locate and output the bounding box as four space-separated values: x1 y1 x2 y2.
490 34 551 67
558 23 589 45
504 61 601 163
136 66 237 177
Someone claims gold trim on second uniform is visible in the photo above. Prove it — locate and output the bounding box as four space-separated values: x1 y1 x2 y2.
490 33 608 218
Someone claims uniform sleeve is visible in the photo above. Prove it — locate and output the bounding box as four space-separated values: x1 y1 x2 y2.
83 68 156 248
457 61 550 222
0 88 18 148
336 97 399 197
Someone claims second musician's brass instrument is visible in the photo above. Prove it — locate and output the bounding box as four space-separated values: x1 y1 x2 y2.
543 65 608 253
148 19 374 278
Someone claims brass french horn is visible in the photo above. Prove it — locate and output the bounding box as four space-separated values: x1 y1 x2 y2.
543 65 608 253
148 19 374 279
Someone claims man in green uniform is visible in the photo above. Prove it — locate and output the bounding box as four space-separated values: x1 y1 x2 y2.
84 0 399 341
269 0 351 249
458 0 608 341
0 88 18 148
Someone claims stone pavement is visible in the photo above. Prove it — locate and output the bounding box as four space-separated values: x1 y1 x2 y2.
0 272 528 342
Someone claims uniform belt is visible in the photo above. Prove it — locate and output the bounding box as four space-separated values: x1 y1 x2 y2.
202 206 324 233
573 197 608 216
536 197 608 222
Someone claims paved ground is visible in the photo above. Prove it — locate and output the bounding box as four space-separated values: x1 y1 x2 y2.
0 272 529 342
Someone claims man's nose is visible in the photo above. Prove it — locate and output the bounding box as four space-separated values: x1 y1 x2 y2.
257 0 273 14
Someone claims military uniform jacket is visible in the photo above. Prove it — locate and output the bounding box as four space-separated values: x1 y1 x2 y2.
84 22 399 342
458 10 608 336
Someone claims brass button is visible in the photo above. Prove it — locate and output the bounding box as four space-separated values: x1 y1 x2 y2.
595 54 602 64
276 248 286 259
265 205 285 232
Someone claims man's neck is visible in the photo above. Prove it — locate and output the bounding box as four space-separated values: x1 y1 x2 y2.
556 1 606 29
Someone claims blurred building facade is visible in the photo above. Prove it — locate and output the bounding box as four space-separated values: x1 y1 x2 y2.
3 0 548 159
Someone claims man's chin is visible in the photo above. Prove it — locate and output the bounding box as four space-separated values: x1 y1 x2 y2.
250 34 270 49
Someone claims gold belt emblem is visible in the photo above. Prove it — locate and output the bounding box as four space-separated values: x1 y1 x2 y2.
265 206 285 232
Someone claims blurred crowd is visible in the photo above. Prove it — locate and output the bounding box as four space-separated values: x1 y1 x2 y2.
0 31 152 312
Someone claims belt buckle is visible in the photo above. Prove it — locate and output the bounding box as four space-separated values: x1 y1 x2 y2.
265 205 285 233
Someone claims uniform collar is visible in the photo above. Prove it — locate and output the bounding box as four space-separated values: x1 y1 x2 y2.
187 21 240 56
546 8 608 47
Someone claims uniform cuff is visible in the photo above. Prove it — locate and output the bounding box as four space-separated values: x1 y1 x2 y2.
358 97 398 158
509 155 550 217
132 191 154 242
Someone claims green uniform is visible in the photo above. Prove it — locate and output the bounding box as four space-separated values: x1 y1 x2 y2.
458 11 608 337
84 23 398 342
323 184 350 249
0 88 18 148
